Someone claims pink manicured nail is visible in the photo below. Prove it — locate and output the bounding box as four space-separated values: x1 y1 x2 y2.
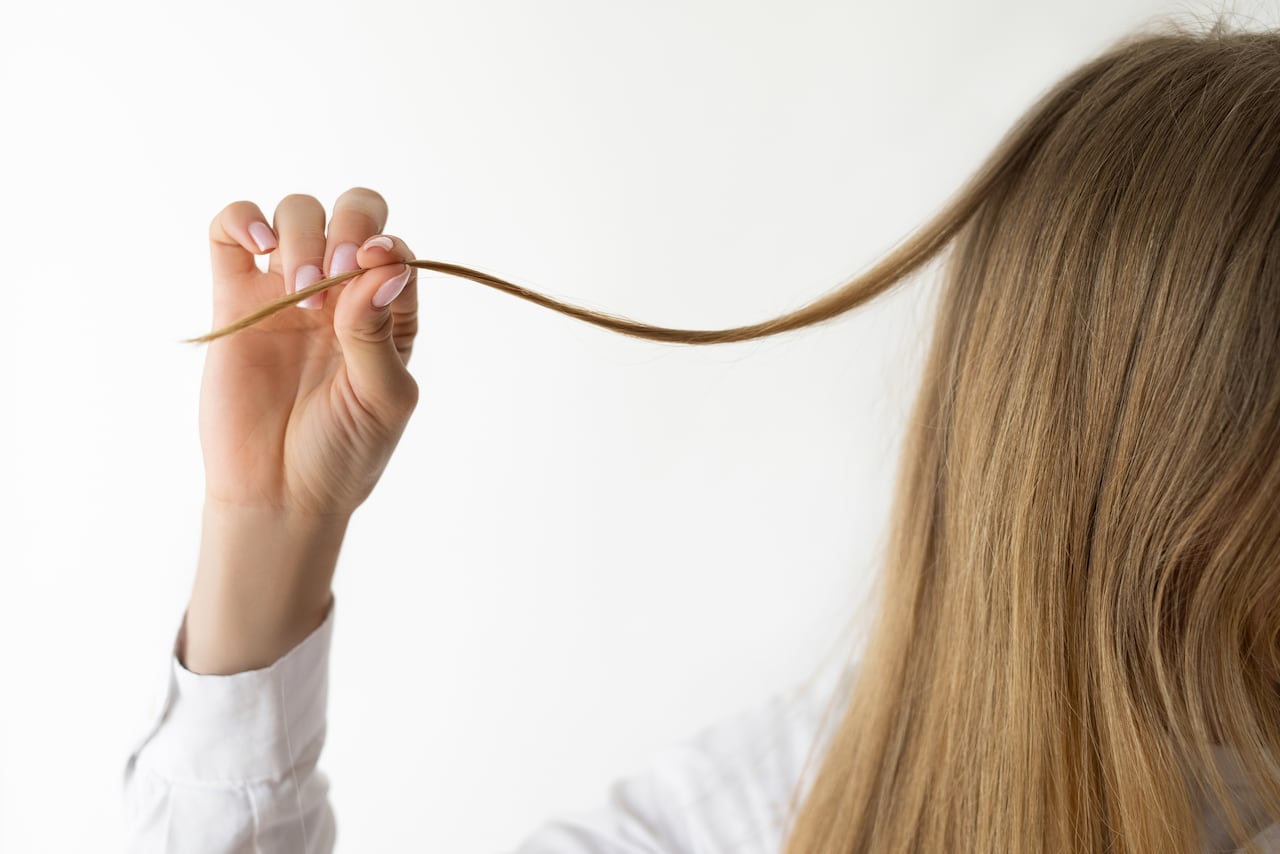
372 266 411 309
248 221 277 252
362 235 393 252
330 242 359 276
294 264 325 310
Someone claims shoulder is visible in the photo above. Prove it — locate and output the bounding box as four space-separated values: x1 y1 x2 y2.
641 657 857 852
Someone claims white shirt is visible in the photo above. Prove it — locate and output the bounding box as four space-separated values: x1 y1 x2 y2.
122 601 1280 853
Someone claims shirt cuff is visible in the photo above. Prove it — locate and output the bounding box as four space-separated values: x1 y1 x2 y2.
134 599 335 785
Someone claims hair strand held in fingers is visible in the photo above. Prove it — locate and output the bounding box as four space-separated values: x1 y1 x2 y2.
185 13 1280 854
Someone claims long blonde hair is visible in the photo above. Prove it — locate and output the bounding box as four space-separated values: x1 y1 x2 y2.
189 13 1280 853
779 17 1280 854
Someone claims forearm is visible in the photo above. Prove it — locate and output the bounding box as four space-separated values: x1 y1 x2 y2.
182 498 350 674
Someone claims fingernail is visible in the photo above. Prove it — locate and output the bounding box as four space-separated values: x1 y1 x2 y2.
294 264 325 310
362 235 393 252
330 242 359 276
372 266 411 309
248 221 277 253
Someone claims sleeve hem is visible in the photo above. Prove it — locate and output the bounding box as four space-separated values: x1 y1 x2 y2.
129 599 335 785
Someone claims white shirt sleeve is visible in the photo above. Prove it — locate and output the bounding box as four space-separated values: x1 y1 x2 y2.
122 597 851 854
122 602 337 853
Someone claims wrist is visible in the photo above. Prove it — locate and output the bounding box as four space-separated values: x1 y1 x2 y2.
183 498 350 674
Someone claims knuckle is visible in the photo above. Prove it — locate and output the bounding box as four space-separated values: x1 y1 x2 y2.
334 187 389 235
358 308 395 342
280 192 324 214
211 200 255 233
399 377 421 413
338 186 387 211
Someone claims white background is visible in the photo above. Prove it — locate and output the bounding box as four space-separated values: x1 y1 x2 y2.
1 0 1270 851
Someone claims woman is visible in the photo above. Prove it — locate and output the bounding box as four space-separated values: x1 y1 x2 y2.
124 15 1280 853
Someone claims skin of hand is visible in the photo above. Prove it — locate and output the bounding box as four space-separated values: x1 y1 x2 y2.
182 188 420 674
202 187 421 518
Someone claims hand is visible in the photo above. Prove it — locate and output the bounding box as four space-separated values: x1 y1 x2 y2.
201 188 421 519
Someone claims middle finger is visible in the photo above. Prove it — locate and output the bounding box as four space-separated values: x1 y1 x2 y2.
269 193 329 310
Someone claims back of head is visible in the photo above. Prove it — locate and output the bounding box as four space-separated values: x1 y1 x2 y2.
780 14 1280 854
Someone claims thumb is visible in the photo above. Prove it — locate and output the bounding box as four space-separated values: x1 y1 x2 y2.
331 262 417 420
